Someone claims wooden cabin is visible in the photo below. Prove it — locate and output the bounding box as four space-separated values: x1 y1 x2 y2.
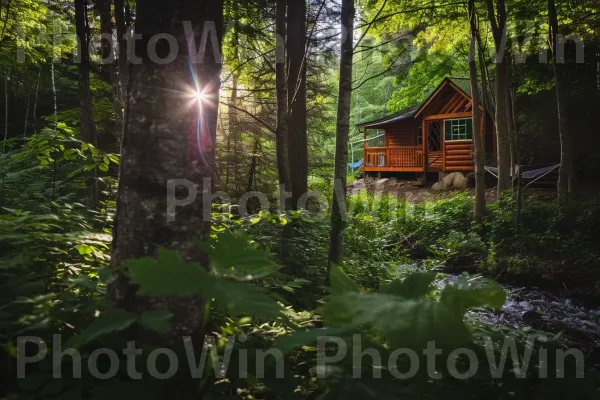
357 78 494 176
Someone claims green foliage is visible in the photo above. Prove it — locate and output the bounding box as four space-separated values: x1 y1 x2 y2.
126 234 283 319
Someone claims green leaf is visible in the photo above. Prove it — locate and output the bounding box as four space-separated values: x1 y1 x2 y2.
210 279 281 319
71 276 97 290
139 311 173 333
274 328 351 354
67 308 137 348
198 230 280 280
74 244 93 255
440 275 506 312
126 248 210 296
321 292 470 350
98 267 116 284
329 265 360 294
380 272 437 299
126 248 281 319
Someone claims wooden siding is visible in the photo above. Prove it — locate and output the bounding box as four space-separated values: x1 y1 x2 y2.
361 79 493 174
386 120 416 147
444 140 474 171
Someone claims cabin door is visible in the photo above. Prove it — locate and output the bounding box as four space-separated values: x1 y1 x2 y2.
426 120 442 152
426 120 444 169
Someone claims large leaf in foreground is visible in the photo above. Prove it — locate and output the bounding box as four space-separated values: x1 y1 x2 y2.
126 247 209 296
66 308 137 348
320 292 469 350
198 230 280 280
125 248 281 319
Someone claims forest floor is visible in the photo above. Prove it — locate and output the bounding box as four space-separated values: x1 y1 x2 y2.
348 176 558 204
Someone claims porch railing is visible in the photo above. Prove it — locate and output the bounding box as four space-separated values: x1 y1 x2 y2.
365 146 424 168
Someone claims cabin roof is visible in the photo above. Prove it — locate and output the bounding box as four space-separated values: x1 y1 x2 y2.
356 77 478 129
355 107 418 129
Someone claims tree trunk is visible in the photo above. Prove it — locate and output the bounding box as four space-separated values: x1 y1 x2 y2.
109 0 224 351
468 0 487 220
549 0 573 204
3 73 7 141
114 0 129 93
32 66 40 133
486 0 511 194
275 0 292 198
74 0 97 202
505 52 518 173
97 0 123 150
328 0 354 268
286 0 308 209
247 138 259 193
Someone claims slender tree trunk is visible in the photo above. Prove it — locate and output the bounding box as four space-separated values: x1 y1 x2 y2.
468 0 487 220
23 88 29 137
32 66 40 133
328 0 354 268
247 138 259 193
549 0 573 204
51 63 57 128
275 0 292 197
97 0 123 150
3 73 7 141
505 52 518 174
114 0 129 93
75 0 95 145
109 0 224 353
486 0 511 194
75 0 97 202
230 74 241 194
286 0 308 209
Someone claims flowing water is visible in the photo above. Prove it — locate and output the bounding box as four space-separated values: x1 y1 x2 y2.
439 273 600 351
395 262 600 352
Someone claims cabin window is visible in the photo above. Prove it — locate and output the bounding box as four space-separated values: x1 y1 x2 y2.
444 118 473 141
416 127 423 146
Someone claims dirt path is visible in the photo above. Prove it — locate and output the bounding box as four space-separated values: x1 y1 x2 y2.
348 177 499 203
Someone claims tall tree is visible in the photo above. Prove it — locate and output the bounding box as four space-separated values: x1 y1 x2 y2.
74 0 95 145
109 0 224 349
114 0 129 94
486 0 511 193
95 0 123 148
74 0 97 202
468 0 487 219
328 0 354 267
286 0 308 208
549 0 574 204
275 0 292 196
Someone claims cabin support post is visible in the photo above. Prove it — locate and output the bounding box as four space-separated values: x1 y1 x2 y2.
442 121 446 171
422 118 428 185
363 127 367 175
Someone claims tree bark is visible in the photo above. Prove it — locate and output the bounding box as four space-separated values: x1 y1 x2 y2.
114 0 129 93
74 0 97 202
3 73 7 141
97 0 123 150
505 52 518 173
549 0 573 204
486 0 511 194
109 0 224 350
275 0 292 198
247 138 259 193
328 0 354 268
286 0 308 209
468 0 487 220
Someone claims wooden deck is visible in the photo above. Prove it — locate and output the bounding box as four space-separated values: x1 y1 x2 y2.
363 142 475 173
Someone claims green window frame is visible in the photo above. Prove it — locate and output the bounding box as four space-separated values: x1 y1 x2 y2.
444 118 473 141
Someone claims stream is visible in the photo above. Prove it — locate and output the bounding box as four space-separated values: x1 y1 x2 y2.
417 267 600 354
